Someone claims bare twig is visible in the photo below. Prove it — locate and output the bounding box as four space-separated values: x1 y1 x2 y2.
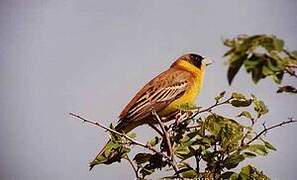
69 112 137 143
151 109 181 178
283 49 297 60
194 155 201 172
190 97 232 119
285 67 297 78
246 118 297 145
125 155 139 179
69 113 166 158
152 109 173 157
148 123 163 136
285 64 297 69
69 112 178 176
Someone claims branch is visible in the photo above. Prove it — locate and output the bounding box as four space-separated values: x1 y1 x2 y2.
151 109 181 178
69 112 178 176
283 49 297 60
148 123 163 136
125 155 139 179
246 118 297 145
194 155 201 172
285 67 297 78
69 112 137 143
190 97 232 119
152 109 173 157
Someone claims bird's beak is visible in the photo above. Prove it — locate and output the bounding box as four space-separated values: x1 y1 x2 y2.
203 58 213 66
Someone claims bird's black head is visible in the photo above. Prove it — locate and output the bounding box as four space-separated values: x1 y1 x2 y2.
171 53 212 69
188 53 204 68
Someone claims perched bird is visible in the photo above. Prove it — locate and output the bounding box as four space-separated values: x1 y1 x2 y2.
90 53 212 169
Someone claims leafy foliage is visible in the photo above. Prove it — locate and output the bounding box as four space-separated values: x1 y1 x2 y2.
223 34 297 93
90 129 136 166
221 165 270 180
96 92 276 179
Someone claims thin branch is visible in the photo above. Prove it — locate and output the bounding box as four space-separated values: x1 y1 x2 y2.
148 123 163 136
69 112 137 143
246 118 297 145
152 109 173 157
69 112 180 176
190 97 232 119
125 155 139 179
285 67 297 78
69 113 170 160
283 49 297 60
285 64 297 69
194 155 201 172
151 109 181 178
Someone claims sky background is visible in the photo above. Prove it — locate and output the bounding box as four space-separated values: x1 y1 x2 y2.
0 0 297 179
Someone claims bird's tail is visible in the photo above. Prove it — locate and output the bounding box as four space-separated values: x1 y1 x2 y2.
89 120 143 170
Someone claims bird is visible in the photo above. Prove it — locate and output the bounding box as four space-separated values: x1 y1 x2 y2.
89 53 212 169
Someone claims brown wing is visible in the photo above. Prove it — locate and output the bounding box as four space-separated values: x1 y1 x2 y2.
119 67 191 123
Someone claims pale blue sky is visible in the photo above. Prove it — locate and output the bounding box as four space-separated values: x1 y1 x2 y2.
0 0 296 179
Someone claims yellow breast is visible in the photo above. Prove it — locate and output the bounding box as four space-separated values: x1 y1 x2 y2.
160 63 205 115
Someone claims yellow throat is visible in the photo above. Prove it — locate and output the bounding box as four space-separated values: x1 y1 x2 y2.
160 60 206 115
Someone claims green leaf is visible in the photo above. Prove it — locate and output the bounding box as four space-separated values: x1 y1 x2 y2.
147 136 161 147
133 153 152 164
223 154 245 169
261 37 274 52
120 146 131 155
244 57 261 72
181 169 197 178
223 38 235 47
247 144 268 156
104 141 121 156
273 37 284 52
272 72 284 84
140 165 155 177
237 111 253 120
291 50 297 58
223 48 235 57
227 55 247 85
239 166 251 180
251 65 264 83
178 103 198 111
231 92 246 99
204 114 245 149
244 54 267 84
230 99 252 107
239 165 270 180
91 154 107 165
242 152 257 158
262 140 277 151
127 132 136 139
174 145 190 158
267 54 283 70
215 91 226 102
230 93 252 107
251 95 268 118
220 172 238 179
262 65 274 76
